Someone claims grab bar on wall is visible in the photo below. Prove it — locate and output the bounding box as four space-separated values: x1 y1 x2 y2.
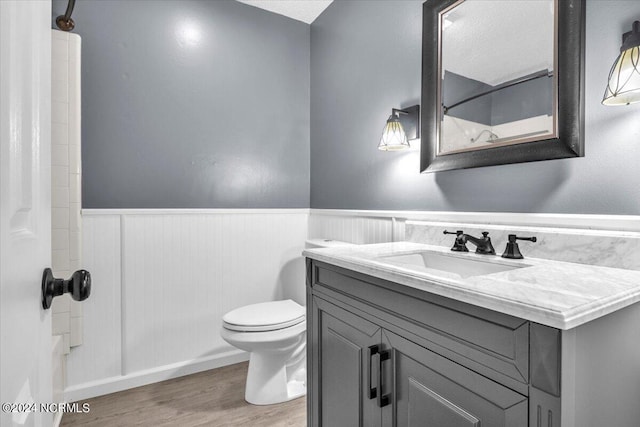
56 0 76 32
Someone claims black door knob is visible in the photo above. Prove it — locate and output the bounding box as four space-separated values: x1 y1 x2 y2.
42 268 91 310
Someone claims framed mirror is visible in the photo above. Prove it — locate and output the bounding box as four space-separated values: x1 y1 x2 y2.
421 0 585 173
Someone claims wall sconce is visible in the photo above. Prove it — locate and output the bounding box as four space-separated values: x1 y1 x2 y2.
602 21 640 106
378 105 420 151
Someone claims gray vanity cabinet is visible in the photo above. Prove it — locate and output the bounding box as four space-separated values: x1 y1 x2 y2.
307 259 558 427
311 297 528 427
313 297 382 427
385 330 528 427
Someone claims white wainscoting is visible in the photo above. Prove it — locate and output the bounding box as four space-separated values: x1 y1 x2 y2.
308 211 401 244
309 209 640 232
66 210 308 401
67 208 639 401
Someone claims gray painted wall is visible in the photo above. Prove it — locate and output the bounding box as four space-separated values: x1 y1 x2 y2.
310 0 640 214
490 73 552 126
443 71 492 125
53 0 310 208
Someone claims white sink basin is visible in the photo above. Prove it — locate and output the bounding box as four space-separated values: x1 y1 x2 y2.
377 251 527 279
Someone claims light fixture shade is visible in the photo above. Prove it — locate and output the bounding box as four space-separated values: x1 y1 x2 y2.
378 115 410 151
603 21 640 106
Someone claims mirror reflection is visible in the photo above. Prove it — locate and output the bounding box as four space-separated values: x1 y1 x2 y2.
439 0 556 155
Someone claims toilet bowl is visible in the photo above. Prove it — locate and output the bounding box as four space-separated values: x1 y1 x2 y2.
221 239 354 405
221 299 307 405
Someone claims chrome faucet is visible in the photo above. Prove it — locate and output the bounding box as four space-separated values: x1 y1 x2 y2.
443 230 496 255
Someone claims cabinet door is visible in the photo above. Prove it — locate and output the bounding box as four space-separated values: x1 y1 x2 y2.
311 297 382 427
383 330 528 427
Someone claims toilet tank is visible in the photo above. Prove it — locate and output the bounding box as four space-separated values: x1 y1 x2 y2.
305 239 355 249
281 239 355 306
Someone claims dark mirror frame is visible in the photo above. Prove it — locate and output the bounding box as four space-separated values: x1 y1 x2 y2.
420 0 585 173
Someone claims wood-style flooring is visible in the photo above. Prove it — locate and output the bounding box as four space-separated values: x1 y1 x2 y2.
61 362 306 427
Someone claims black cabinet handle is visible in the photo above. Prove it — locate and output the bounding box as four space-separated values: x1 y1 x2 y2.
41 268 91 309
377 349 391 408
367 345 378 399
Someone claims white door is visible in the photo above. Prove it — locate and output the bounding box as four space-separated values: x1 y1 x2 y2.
1 1 53 426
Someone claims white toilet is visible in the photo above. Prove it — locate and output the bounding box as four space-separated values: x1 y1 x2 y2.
221 238 354 405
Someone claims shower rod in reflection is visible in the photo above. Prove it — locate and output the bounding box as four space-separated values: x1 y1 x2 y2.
56 0 76 31
443 70 554 114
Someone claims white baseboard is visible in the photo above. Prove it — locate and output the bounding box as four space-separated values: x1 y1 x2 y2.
53 410 64 427
64 350 249 402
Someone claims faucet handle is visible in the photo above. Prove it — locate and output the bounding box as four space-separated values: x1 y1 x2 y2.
502 234 537 259
443 230 468 252
514 235 537 243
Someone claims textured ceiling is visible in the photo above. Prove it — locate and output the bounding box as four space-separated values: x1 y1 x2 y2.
236 0 333 24
442 0 555 85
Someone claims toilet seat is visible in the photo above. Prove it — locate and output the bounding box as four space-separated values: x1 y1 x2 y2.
223 299 305 332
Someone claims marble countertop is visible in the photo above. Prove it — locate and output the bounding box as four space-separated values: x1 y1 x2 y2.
303 242 640 330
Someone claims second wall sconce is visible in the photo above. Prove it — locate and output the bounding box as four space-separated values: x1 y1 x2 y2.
602 20 640 106
378 105 420 151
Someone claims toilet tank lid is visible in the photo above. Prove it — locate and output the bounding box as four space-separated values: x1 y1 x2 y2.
306 238 355 248
223 299 305 328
